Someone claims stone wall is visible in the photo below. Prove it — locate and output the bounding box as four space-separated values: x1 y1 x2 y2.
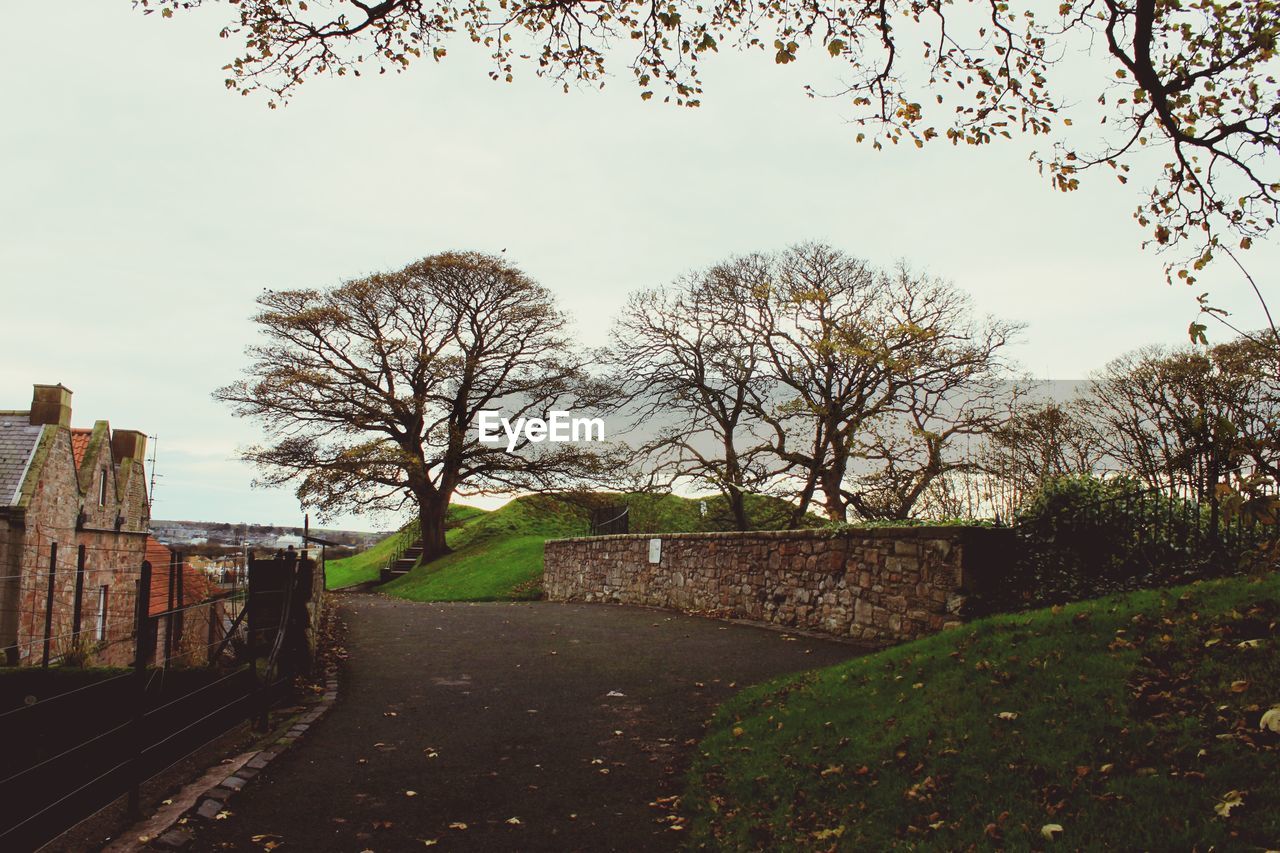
544 527 1009 644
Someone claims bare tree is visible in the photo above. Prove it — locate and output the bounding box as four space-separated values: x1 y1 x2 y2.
976 399 1107 519
743 247 1020 523
1080 337 1280 502
609 258 775 530
215 251 612 562
844 298 1022 520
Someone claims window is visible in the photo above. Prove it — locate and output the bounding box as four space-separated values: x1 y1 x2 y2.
95 586 108 642
98 467 108 507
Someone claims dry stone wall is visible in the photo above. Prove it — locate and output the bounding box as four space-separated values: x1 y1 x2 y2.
544 527 1007 644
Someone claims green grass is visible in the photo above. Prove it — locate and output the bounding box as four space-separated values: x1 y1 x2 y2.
683 572 1280 850
381 494 590 602
336 490 815 602
324 504 489 590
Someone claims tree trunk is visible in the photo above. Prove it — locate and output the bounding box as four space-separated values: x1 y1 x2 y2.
417 495 451 563
820 468 847 523
726 486 749 531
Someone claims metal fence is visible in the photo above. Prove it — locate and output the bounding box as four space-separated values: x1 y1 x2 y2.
0 549 316 851
970 483 1275 614
590 505 630 536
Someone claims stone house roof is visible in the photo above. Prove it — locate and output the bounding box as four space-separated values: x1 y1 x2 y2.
0 412 45 507
70 428 93 470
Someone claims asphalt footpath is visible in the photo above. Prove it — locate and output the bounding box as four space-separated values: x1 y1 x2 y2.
186 594 867 852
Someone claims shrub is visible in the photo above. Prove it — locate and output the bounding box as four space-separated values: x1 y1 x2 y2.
972 474 1261 613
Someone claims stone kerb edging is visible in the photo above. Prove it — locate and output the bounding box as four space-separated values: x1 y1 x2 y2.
148 665 340 850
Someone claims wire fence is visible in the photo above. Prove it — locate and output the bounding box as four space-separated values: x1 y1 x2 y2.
0 545 323 851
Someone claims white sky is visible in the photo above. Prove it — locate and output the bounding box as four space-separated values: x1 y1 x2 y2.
2 2 1275 530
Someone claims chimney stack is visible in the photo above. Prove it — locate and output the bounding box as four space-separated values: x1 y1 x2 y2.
29 384 72 428
111 430 148 463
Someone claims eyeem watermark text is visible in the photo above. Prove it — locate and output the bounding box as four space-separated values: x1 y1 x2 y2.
476 411 606 451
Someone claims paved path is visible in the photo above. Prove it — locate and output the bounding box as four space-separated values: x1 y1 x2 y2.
189 595 866 852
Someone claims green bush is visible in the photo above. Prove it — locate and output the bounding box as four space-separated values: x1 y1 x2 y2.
973 474 1260 613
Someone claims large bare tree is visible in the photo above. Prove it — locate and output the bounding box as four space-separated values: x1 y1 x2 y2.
609 257 776 530
216 251 612 561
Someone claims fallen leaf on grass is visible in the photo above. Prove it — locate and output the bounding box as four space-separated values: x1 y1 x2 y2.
1260 707 1280 733
732 726 745 738
1215 790 1246 817
1230 680 1250 693
994 712 1019 721
1041 824 1063 841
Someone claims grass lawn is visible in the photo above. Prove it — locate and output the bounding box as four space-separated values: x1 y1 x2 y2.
324 504 489 590
380 494 590 602
684 572 1280 850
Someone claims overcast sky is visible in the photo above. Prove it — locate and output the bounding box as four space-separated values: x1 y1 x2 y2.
2 3 1274 531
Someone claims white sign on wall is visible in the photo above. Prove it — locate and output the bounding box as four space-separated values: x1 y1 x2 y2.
648 538 662 564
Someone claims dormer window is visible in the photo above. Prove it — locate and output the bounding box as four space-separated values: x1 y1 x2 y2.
98 466 108 507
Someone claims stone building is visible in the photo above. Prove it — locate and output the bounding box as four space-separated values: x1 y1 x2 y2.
0 384 152 666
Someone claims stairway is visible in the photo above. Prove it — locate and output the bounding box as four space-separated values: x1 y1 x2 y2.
379 540 423 583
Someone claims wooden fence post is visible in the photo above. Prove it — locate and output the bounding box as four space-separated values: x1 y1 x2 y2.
126 558 154 819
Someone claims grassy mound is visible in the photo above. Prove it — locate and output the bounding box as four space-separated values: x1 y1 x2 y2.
347 490 814 602
380 494 590 602
324 504 488 590
685 573 1280 850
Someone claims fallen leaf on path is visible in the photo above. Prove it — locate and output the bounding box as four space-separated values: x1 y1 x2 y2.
405 790 418 797
506 817 522 825
606 690 625 697
449 822 468 830
215 810 232 820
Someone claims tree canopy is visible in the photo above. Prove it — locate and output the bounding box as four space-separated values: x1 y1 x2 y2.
141 0 1279 285
215 251 613 560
